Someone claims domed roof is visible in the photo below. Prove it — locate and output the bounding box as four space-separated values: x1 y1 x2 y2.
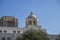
27 12 37 19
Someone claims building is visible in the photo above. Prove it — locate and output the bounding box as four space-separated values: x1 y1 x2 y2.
0 12 58 40
49 34 58 40
0 16 18 27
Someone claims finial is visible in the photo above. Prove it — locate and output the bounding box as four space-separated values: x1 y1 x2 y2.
30 12 33 15
31 12 33 14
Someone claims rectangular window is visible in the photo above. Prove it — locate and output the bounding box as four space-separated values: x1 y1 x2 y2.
2 37 5 40
7 37 11 40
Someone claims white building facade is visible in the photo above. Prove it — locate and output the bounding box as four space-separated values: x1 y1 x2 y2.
0 12 58 40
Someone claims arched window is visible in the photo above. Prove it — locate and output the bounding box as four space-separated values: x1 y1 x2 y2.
13 31 16 33
0 30 2 33
33 21 36 25
17 31 20 33
4 30 7 33
29 21 32 25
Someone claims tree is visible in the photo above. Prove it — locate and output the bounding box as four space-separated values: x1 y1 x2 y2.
58 34 60 40
16 30 49 40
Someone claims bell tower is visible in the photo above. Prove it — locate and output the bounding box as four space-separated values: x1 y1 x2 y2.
26 12 38 26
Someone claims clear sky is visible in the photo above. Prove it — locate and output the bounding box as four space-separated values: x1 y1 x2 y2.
0 0 60 34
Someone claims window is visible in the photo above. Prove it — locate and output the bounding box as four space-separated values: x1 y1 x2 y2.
2 37 5 40
55 39 58 40
33 21 36 25
0 30 2 33
7 37 11 40
29 21 32 25
4 30 7 33
13 31 16 33
17 31 20 33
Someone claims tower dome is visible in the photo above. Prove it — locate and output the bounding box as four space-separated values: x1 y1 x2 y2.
27 12 37 19
26 12 38 26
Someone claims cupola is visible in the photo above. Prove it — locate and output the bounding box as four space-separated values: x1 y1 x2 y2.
26 12 38 26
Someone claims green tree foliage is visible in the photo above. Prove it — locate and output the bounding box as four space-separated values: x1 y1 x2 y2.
16 30 49 40
58 34 60 40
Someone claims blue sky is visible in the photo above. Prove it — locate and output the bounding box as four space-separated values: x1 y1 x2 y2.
0 0 60 34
